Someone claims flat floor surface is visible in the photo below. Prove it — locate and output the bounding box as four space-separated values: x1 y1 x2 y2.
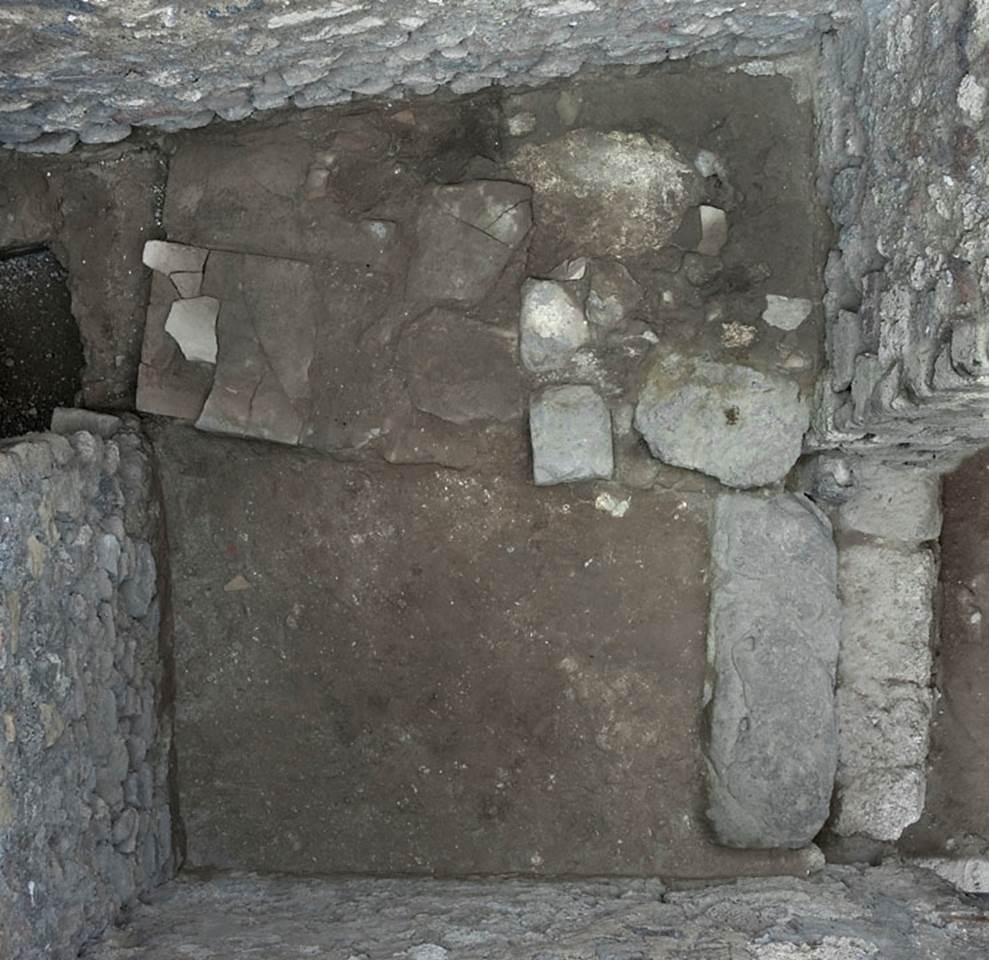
158 425 819 878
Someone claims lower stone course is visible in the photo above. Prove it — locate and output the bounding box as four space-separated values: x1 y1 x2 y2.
0 414 173 960
83 864 989 959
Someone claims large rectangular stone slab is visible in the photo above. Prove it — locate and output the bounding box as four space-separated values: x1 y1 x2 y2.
706 492 841 849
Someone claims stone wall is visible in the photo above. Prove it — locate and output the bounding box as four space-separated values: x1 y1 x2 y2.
0 413 174 960
0 0 855 152
814 0 989 462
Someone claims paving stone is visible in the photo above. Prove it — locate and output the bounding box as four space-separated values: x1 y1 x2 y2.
401 309 523 424
519 279 589 372
706 493 841 849
196 251 319 446
164 297 219 365
634 353 809 488
407 180 532 302
831 544 935 841
509 129 698 258
763 295 813 330
529 385 613 485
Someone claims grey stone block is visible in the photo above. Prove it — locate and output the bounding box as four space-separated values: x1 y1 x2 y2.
529 385 613 485
519 279 589 372
836 461 942 542
50 408 122 438
832 544 935 841
634 353 809 489
706 492 841 849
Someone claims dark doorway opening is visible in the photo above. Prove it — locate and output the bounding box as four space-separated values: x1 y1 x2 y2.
0 246 83 438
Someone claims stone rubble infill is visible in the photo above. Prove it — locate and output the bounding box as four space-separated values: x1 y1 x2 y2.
829 460 941 843
81 864 989 960
0 416 173 960
634 352 809 488
706 493 841 849
529 384 613 485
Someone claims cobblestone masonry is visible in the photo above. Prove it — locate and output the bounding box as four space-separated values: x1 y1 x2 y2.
0 414 174 960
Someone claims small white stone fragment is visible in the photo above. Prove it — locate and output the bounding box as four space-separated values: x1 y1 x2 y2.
694 149 721 178
143 239 208 276
763 295 813 330
721 322 756 348
164 297 219 364
594 492 629 518
519 279 589 372
696 205 728 256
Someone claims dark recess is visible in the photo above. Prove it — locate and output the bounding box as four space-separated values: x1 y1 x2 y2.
0 246 83 438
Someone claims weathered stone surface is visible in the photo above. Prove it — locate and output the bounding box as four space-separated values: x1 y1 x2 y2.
509 129 698 257
832 544 935 841
763 294 813 330
0 426 172 960
916 858 989 894
519 278 589 372
85 864 989 960
586 260 641 330
529 385 613 485
164 297 219 365
836 460 942 543
407 181 532 302
196 251 319 445
634 353 809 488
400 309 523 424
706 493 840 849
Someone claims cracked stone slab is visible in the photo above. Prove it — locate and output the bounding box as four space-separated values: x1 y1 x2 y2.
706 493 841 849
634 353 809 488
400 308 523 424
406 180 532 302
509 129 698 258
196 251 318 445
519 278 589 372
136 271 215 421
529 384 613 485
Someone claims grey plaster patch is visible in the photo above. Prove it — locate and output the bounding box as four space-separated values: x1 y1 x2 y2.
706 492 841 849
508 129 699 258
634 352 809 488
529 385 613 485
519 278 589 372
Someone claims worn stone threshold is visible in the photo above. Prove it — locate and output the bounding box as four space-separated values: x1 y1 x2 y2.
83 864 989 959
